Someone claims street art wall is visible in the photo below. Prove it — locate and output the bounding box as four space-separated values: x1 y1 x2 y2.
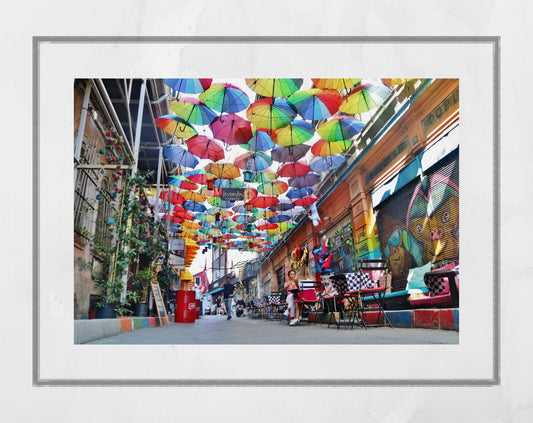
375 151 459 290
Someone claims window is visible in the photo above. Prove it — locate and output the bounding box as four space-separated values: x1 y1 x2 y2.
93 177 113 251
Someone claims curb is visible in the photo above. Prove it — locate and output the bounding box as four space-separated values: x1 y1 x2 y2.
75 316 171 344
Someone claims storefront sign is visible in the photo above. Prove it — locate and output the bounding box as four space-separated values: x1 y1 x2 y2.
221 188 245 201
421 88 459 133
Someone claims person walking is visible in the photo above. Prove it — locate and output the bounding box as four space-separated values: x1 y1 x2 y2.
284 269 302 326
221 276 236 320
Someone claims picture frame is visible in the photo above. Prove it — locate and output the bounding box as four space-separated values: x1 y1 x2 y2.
338 257 345 273
332 250 338 262
335 234 342 248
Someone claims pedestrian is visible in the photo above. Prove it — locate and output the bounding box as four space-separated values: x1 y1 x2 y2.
284 269 302 326
221 276 236 320
215 296 221 315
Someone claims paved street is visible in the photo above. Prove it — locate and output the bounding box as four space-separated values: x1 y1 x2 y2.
86 314 458 344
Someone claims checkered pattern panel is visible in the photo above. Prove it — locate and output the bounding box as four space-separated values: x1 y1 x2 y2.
330 276 348 295
267 295 281 304
425 275 447 296
345 272 372 291
252 300 263 308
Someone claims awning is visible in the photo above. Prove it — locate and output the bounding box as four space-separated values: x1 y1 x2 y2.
372 125 459 207
207 287 223 296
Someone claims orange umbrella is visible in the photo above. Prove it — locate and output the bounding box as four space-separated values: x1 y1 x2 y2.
204 162 241 179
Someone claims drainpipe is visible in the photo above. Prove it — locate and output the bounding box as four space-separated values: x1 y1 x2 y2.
131 79 147 175
74 80 91 188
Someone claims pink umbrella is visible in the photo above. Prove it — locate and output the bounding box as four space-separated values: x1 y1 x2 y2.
277 161 311 177
186 135 225 161
292 195 319 207
210 113 252 145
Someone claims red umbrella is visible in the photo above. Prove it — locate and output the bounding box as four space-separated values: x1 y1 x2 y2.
161 214 183 224
292 194 319 207
159 191 185 205
186 135 225 161
257 222 278 231
210 113 253 145
248 195 280 209
277 161 311 177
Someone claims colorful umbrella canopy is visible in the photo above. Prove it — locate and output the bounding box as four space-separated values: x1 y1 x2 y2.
182 200 207 213
317 116 364 141
214 178 244 188
180 190 208 202
232 214 256 224
257 180 289 196
286 186 314 199
199 83 250 114
198 185 222 197
163 78 212 94
234 151 273 172
246 98 297 131
233 204 258 214
210 114 253 145
311 78 362 92
170 97 217 126
168 175 198 191
287 89 342 121
245 78 303 98
309 154 346 172
252 171 278 184
155 115 198 139
271 144 310 163
159 190 185 205
194 212 216 223
204 162 241 179
271 120 315 146
311 139 352 156
277 161 311 177
181 221 203 230
381 78 415 87
292 194 319 207
163 145 199 168
254 210 278 219
207 208 233 218
186 135 225 161
288 172 321 188
339 83 391 115
208 197 235 208
241 128 275 152
183 169 216 185
248 195 280 209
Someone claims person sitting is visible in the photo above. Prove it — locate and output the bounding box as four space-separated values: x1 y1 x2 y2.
317 279 338 313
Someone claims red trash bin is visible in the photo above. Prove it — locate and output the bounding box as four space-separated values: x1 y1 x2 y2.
175 290 196 323
195 299 201 319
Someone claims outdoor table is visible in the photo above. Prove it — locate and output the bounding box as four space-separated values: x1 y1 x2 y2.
423 267 460 308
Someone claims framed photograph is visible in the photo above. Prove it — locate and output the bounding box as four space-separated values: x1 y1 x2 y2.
332 250 338 262
338 257 345 273
335 234 342 248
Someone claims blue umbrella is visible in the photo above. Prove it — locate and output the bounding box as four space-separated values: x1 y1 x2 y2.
268 214 292 223
310 154 346 172
163 78 212 94
242 129 275 152
214 178 245 189
286 186 314 199
182 200 207 213
163 145 199 168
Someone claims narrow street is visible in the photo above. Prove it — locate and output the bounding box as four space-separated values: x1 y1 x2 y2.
86 314 458 344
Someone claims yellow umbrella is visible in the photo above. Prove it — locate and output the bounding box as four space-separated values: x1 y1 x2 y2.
181 221 203 230
204 162 241 179
180 190 208 202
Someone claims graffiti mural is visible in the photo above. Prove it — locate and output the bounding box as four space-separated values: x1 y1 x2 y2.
376 152 459 288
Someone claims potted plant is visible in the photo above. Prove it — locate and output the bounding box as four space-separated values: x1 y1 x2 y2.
130 268 154 316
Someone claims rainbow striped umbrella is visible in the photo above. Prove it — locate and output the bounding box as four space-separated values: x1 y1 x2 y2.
257 180 289 196
287 89 342 121
317 116 364 142
247 97 297 131
163 78 212 94
311 78 362 92
311 139 352 156
241 128 275 152
245 78 303 98
170 97 217 126
272 120 315 147
199 83 250 114
339 83 391 115
156 115 198 139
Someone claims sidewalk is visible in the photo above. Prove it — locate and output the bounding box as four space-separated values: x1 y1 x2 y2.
80 311 459 344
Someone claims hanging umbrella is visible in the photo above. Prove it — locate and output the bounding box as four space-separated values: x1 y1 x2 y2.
163 145 199 168
245 78 303 98
182 201 207 213
248 195 280 209
317 116 364 141
207 208 233 218
257 180 289 196
252 171 278 184
339 83 391 115
194 212 216 223
269 199 295 211
271 120 315 147
218 218 237 228
159 190 185 205
186 135 225 162
246 97 297 131
287 89 342 121
271 144 310 163
199 185 222 198
180 190 208 202
204 162 241 179
310 154 346 172
207 197 235 208
199 83 250 114
232 214 256 224
181 221 204 230
170 97 217 126
234 151 273 172
277 161 311 177
381 78 415 87
257 222 278 231
311 139 352 156
168 175 198 191
241 128 275 152
288 172 321 188
155 115 198 139
161 214 183 224
292 194 319 207
311 78 362 92
163 78 212 94
210 114 253 145
268 214 292 223
286 186 314 199
254 210 278 219
214 178 244 189
244 188 258 201
183 169 216 185
233 204 258 214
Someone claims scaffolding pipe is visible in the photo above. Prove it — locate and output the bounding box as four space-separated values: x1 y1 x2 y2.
74 80 91 187
131 79 147 174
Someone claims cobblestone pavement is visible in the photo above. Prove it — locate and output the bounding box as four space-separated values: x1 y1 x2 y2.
86 314 459 344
